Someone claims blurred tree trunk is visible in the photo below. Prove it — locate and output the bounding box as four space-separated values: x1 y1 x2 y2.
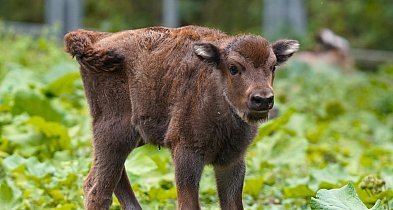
263 0 306 39
45 0 83 37
162 0 179 27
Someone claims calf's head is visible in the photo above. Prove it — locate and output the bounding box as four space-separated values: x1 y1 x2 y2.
193 36 299 124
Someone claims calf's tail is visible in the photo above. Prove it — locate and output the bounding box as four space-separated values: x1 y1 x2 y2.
64 29 124 72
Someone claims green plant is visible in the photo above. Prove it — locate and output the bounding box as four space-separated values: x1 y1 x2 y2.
0 31 392 209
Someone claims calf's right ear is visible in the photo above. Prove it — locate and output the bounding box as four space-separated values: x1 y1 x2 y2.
271 40 299 65
193 43 221 66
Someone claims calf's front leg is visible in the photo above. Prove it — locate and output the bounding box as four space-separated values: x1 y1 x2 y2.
173 146 204 210
214 159 246 210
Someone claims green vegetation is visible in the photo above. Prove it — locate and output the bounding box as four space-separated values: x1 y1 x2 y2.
311 183 382 210
0 32 392 209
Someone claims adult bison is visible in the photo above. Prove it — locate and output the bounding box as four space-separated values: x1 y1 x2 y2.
64 25 298 210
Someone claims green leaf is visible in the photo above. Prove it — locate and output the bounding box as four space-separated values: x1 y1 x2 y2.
309 164 358 191
270 136 308 165
53 203 77 210
243 176 264 199
324 101 346 120
26 116 71 150
310 183 383 210
2 154 25 171
25 157 56 177
0 67 35 96
12 91 64 122
44 72 80 97
254 108 295 142
0 179 21 209
43 62 79 82
126 150 158 175
0 179 13 205
284 185 315 198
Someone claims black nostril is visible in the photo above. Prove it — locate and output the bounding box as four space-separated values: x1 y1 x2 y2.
266 96 274 109
249 94 274 111
251 95 263 104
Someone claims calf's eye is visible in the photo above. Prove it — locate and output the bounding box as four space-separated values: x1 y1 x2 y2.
229 65 239 75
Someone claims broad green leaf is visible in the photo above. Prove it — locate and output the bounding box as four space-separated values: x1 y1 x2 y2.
309 164 358 191
310 183 383 210
252 133 307 171
44 72 81 97
147 186 177 201
283 113 308 136
283 185 315 198
0 179 13 205
2 154 25 171
305 122 329 143
324 100 346 120
126 151 158 175
254 108 295 142
243 176 264 199
43 62 79 82
25 157 56 177
150 155 169 174
0 67 35 95
0 179 21 210
12 91 64 122
269 135 308 165
26 116 70 150
53 203 77 210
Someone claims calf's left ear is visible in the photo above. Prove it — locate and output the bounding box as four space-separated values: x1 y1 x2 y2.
193 43 221 66
271 40 299 65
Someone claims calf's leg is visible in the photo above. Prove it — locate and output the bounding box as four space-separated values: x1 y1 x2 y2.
214 159 245 210
114 166 142 210
84 120 139 210
173 146 204 210
83 168 95 198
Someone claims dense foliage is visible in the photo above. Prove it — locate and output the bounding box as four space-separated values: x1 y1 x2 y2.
0 32 392 209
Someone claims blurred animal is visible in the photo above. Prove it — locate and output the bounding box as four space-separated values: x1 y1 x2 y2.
64 25 298 210
295 29 353 70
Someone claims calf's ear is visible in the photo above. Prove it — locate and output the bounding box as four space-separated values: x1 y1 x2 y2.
193 43 221 66
271 40 299 65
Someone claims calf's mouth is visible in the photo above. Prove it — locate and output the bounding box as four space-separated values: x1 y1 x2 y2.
244 110 270 125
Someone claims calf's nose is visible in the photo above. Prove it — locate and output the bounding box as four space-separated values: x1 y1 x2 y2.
248 91 274 112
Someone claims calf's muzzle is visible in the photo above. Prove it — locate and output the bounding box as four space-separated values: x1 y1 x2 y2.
248 90 274 112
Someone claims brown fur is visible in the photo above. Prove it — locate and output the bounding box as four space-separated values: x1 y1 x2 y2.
64 25 298 210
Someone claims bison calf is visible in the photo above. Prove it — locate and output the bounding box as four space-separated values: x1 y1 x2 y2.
64 26 298 210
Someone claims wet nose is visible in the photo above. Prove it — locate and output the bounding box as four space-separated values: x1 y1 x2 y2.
248 91 274 111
